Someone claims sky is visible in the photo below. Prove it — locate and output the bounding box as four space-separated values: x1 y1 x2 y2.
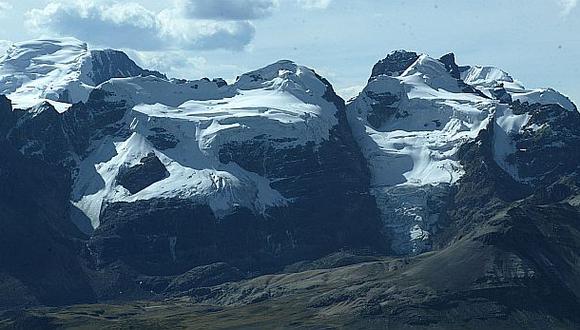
0 0 578 103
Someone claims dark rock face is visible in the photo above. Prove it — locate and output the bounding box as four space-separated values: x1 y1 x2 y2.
3 93 127 171
212 78 228 88
146 127 180 150
436 100 580 249
439 52 461 79
508 102 580 187
438 120 531 246
81 89 132 130
0 95 15 135
2 75 147 173
92 199 257 276
364 90 402 129
436 53 490 98
5 102 75 168
490 85 513 103
89 49 166 86
216 80 386 265
0 140 95 308
370 50 419 80
117 153 169 194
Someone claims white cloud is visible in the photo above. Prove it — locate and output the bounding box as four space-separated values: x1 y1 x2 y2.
26 0 255 51
177 0 278 20
26 1 159 50
0 2 11 10
0 1 12 16
297 0 333 10
337 85 364 102
127 49 245 82
126 50 208 78
157 8 255 50
558 0 577 15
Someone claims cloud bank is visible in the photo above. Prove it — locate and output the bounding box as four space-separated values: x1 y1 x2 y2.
558 0 578 15
24 0 335 52
0 1 12 14
297 0 333 10
177 0 278 20
25 0 259 51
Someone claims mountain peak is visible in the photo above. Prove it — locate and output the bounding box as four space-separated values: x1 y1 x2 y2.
88 49 166 86
0 38 87 70
233 59 329 97
370 50 420 80
438 52 461 79
0 38 165 112
236 60 298 82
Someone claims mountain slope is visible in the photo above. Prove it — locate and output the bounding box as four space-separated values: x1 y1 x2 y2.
0 97 95 307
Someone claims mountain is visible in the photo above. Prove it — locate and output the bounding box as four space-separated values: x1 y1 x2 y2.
347 50 578 255
80 59 384 288
0 39 383 303
0 38 165 112
0 39 579 329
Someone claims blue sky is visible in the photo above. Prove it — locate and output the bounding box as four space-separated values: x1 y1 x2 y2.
1 0 578 102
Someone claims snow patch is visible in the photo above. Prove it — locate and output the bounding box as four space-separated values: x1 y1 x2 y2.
510 88 576 112
492 105 531 180
461 65 523 90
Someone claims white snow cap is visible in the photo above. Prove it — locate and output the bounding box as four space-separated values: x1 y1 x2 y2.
0 38 94 112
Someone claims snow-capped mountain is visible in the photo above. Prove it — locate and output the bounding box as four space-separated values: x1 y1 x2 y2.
72 60 340 229
348 50 578 255
0 38 382 280
1 38 579 320
0 38 164 112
